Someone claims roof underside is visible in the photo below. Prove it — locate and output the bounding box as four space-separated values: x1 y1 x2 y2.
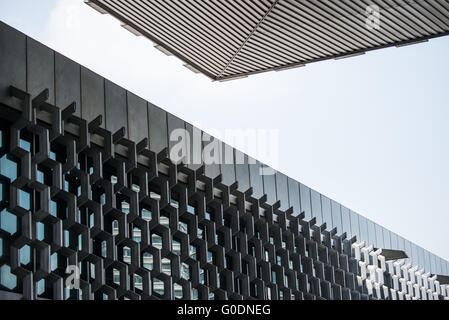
86 0 449 81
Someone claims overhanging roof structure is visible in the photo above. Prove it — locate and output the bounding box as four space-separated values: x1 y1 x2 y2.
85 0 449 81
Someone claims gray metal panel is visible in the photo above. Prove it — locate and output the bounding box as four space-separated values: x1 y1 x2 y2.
104 79 127 135
148 103 168 154
436 257 442 275
341 206 351 238
167 113 187 164
299 183 312 220
127 92 149 143
349 211 360 242
330 200 342 234
248 157 264 199
390 232 398 251
310 189 323 225
287 177 300 217
430 254 436 274
220 142 236 186
383 228 391 249
234 149 250 193
358 215 368 245
321 195 332 230
0 21 26 109
412 244 419 267
275 172 288 211
367 219 377 248
262 166 277 205
404 239 413 265
202 131 220 179
26 37 55 104
81 67 105 126
375 224 384 248
55 53 81 116
184 122 202 170
418 247 424 270
424 250 431 273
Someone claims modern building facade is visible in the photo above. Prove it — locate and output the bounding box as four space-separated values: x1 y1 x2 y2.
0 17 448 301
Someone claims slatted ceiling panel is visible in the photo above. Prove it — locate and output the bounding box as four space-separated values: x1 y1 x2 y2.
272 4 357 53
87 0 449 81
103 0 231 74
291 1 371 50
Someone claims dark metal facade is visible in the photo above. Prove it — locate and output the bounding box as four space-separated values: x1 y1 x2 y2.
85 0 449 80
0 20 448 300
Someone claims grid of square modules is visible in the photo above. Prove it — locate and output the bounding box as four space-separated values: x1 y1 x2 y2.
0 86 447 300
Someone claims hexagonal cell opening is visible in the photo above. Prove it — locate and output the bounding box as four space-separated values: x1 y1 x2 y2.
141 207 152 221
161 258 171 276
134 274 143 291
152 277 164 296
142 252 153 271
174 283 183 299
0 209 17 235
151 233 162 250
0 265 17 290
123 246 131 264
132 227 141 243
19 244 31 265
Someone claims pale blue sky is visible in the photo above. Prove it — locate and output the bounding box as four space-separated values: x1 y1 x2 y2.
1 0 448 261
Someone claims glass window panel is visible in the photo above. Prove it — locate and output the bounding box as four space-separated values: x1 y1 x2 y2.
181 263 190 280
36 222 45 241
19 139 31 152
141 208 151 221
20 245 31 265
134 274 142 290
51 253 58 271
174 283 183 299
50 200 57 217
150 192 160 201
37 279 45 295
152 234 162 249
153 278 164 296
172 239 181 255
0 155 18 181
1 209 17 234
161 258 171 276
143 252 153 270
187 205 195 214
160 215 169 227
133 228 141 243
0 265 17 290
178 221 188 233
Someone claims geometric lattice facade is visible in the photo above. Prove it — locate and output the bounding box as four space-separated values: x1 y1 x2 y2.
0 20 448 300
